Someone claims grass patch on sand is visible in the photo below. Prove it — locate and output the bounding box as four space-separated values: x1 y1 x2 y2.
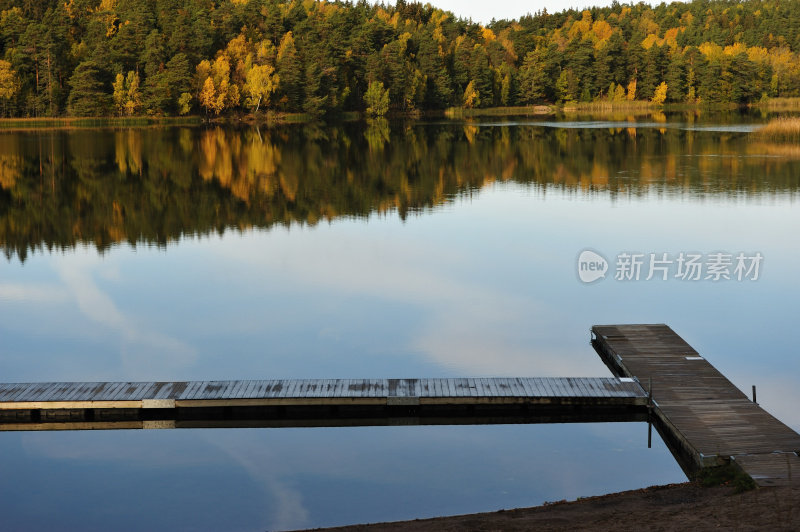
696 464 757 493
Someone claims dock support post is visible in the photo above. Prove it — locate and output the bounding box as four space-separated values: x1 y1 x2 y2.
647 377 653 449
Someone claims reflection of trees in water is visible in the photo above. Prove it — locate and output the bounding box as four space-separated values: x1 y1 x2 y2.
1 124 799 260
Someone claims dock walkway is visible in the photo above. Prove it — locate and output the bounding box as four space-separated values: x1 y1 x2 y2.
0 377 647 430
592 324 800 486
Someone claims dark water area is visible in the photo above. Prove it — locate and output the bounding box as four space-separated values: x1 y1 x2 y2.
0 117 798 530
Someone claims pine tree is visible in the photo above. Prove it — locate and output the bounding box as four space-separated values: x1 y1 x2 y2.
68 61 111 116
665 54 687 102
518 47 555 103
276 32 303 111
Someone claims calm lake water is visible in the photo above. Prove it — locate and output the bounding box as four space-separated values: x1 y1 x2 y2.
1 115 799 531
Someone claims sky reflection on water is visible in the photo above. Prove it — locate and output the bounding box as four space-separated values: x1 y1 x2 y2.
1 122 799 530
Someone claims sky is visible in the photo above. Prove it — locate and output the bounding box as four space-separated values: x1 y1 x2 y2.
413 0 612 24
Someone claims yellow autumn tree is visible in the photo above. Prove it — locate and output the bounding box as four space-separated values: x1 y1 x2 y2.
651 81 668 104
112 73 126 115
196 57 239 115
124 71 140 115
463 80 480 108
626 79 637 100
244 64 279 112
0 60 18 112
199 77 218 114
112 71 141 116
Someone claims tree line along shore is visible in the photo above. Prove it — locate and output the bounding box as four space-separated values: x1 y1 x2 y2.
2 0 800 119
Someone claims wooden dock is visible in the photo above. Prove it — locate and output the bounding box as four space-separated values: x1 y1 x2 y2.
592 324 800 486
3 324 798 488
0 377 648 431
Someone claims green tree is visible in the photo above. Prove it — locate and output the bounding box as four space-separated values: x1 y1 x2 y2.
565 39 595 99
68 61 111 116
452 37 473 94
469 44 492 107
639 45 668 100
276 32 303 111
556 69 579 104
364 80 389 116
177 92 192 115
144 53 193 115
518 47 555 104
665 54 687 103
416 29 452 108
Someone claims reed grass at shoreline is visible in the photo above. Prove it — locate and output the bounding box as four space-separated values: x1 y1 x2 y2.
754 117 800 141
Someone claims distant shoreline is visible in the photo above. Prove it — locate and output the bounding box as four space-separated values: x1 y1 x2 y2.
0 99 797 131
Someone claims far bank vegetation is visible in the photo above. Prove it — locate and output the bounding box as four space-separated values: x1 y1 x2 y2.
2 0 800 119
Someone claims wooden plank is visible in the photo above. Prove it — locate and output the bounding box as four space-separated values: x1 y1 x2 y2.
517 377 536 398
249 380 268 399
218 381 238 399
12 383 47 402
495 378 510 397
487 378 501 398
132 382 157 401
196 381 218 400
42 383 73 402
108 382 132 401
179 380 202 400
573 377 592 399
282 380 297 398
242 380 260 399
511 378 525 397
148 382 169 400
0 383 32 401
529 378 546 396
433 378 443 398
543 377 560 397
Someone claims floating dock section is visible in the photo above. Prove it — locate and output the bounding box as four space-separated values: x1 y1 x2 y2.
0 377 647 430
592 324 800 486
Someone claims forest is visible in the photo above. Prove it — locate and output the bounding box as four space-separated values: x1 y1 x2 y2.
1 0 800 117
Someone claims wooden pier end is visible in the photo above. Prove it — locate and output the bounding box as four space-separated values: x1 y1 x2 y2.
592 324 800 486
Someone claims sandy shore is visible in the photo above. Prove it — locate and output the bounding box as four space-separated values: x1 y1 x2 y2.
303 482 800 531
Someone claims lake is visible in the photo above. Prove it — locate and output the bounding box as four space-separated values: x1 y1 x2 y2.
1 114 799 531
